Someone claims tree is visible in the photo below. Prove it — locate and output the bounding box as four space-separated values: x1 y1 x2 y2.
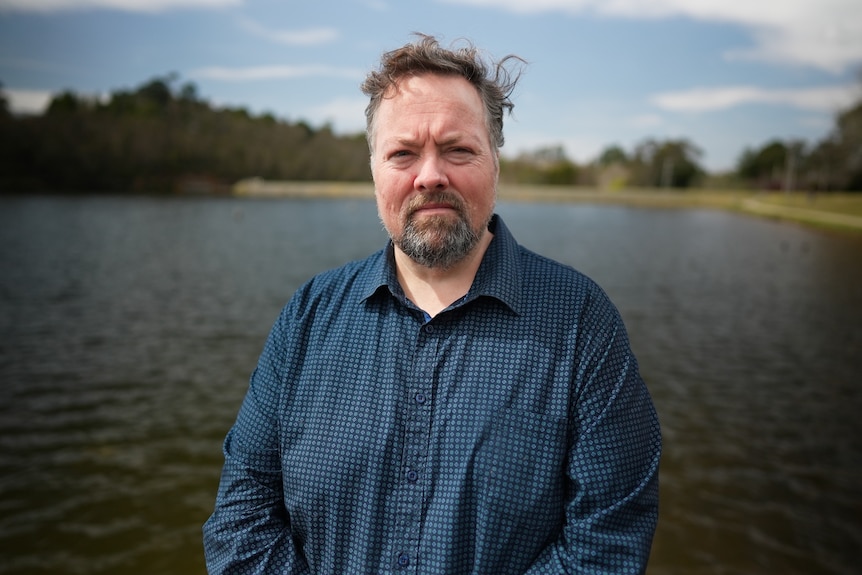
597 144 628 166
179 81 200 103
630 138 704 188
500 145 580 185
0 74 374 194
834 100 862 190
46 91 88 115
800 69 862 191
737 140 791 189
592 145 630 189
0 82 9 119
803 139 841 191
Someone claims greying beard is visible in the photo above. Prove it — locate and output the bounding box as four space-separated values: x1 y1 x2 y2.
385 191 488 269
396 213 480 269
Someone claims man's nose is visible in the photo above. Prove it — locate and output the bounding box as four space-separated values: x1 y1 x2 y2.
414 155 449 191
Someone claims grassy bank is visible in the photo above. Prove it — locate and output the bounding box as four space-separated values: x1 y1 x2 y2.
500 186 862 232
233 179 862 233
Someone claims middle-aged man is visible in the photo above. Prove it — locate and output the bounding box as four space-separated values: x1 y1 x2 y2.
204 34 662 574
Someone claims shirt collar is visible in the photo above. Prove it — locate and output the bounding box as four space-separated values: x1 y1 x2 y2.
359 214 522 316
469 214 522 315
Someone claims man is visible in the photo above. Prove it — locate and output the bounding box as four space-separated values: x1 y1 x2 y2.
203 34 661 574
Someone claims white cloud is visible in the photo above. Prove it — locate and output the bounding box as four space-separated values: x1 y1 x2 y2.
306 97 368 134
0 0 241 12
190 65 364 81
652 84 860 112
239 20 339 46
3 88 53 114
438 0 862 72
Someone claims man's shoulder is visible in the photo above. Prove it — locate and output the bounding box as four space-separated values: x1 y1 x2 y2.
314 249 385 282
516 244 599 295
289 249 386 306
513 245 623 330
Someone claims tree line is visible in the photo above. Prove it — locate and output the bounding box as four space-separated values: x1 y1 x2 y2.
0 75 370 194
501 85 862 192
1 74 860 193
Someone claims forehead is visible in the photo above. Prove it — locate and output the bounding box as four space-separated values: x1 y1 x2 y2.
375 74 489 146
377 74 485 129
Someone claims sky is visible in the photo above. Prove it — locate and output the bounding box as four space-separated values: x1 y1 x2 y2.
1 0 861 172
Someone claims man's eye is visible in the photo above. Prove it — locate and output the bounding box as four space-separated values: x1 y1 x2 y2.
448 148 475 159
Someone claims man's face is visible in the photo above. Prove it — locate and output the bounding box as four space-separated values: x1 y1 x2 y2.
370 73 499 269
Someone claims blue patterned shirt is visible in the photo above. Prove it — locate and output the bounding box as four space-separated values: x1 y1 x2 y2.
203 215 661 574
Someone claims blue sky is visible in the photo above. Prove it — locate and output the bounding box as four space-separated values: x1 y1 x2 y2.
1 0 860 171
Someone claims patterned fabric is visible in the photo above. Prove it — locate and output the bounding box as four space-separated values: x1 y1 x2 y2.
203 215 661 575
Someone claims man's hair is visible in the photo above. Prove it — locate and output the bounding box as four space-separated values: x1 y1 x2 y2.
361 33 524 154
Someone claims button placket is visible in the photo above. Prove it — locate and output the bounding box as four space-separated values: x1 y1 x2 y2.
392 320 438 574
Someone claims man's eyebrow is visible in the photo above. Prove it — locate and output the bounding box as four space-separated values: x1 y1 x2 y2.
390 136 420 147
438 135 470 147
385 133 474 148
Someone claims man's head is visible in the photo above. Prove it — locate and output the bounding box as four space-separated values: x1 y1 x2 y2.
362 35 522 270
361 34 521 158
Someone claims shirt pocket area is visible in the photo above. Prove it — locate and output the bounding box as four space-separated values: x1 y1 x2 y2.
476 408 568 528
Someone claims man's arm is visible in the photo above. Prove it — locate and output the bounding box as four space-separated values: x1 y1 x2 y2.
525 288 662 575
203 307 311 575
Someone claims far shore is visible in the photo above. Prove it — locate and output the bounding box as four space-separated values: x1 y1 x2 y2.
232 178 862 233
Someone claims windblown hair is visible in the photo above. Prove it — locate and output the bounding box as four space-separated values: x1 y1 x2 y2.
361 33 524 154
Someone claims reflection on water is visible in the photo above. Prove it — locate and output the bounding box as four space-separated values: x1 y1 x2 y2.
0 195 860 574
509 205 862 574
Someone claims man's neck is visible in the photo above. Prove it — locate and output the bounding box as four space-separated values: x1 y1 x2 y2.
394 231 493 318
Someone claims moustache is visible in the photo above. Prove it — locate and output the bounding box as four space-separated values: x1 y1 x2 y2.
405 192 466 218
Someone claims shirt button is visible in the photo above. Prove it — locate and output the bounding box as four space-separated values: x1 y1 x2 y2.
397 553 410 567
406 469 418 482
414 392 426 404
424 324 434 334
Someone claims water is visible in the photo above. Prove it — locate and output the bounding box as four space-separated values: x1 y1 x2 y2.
1 195 860 574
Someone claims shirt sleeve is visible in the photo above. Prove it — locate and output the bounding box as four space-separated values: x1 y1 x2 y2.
202 304 311 575
523 286 662 575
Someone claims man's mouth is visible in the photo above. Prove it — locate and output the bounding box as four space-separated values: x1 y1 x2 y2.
414 202 455 214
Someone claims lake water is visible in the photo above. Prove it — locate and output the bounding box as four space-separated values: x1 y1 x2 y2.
1 194 860 574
